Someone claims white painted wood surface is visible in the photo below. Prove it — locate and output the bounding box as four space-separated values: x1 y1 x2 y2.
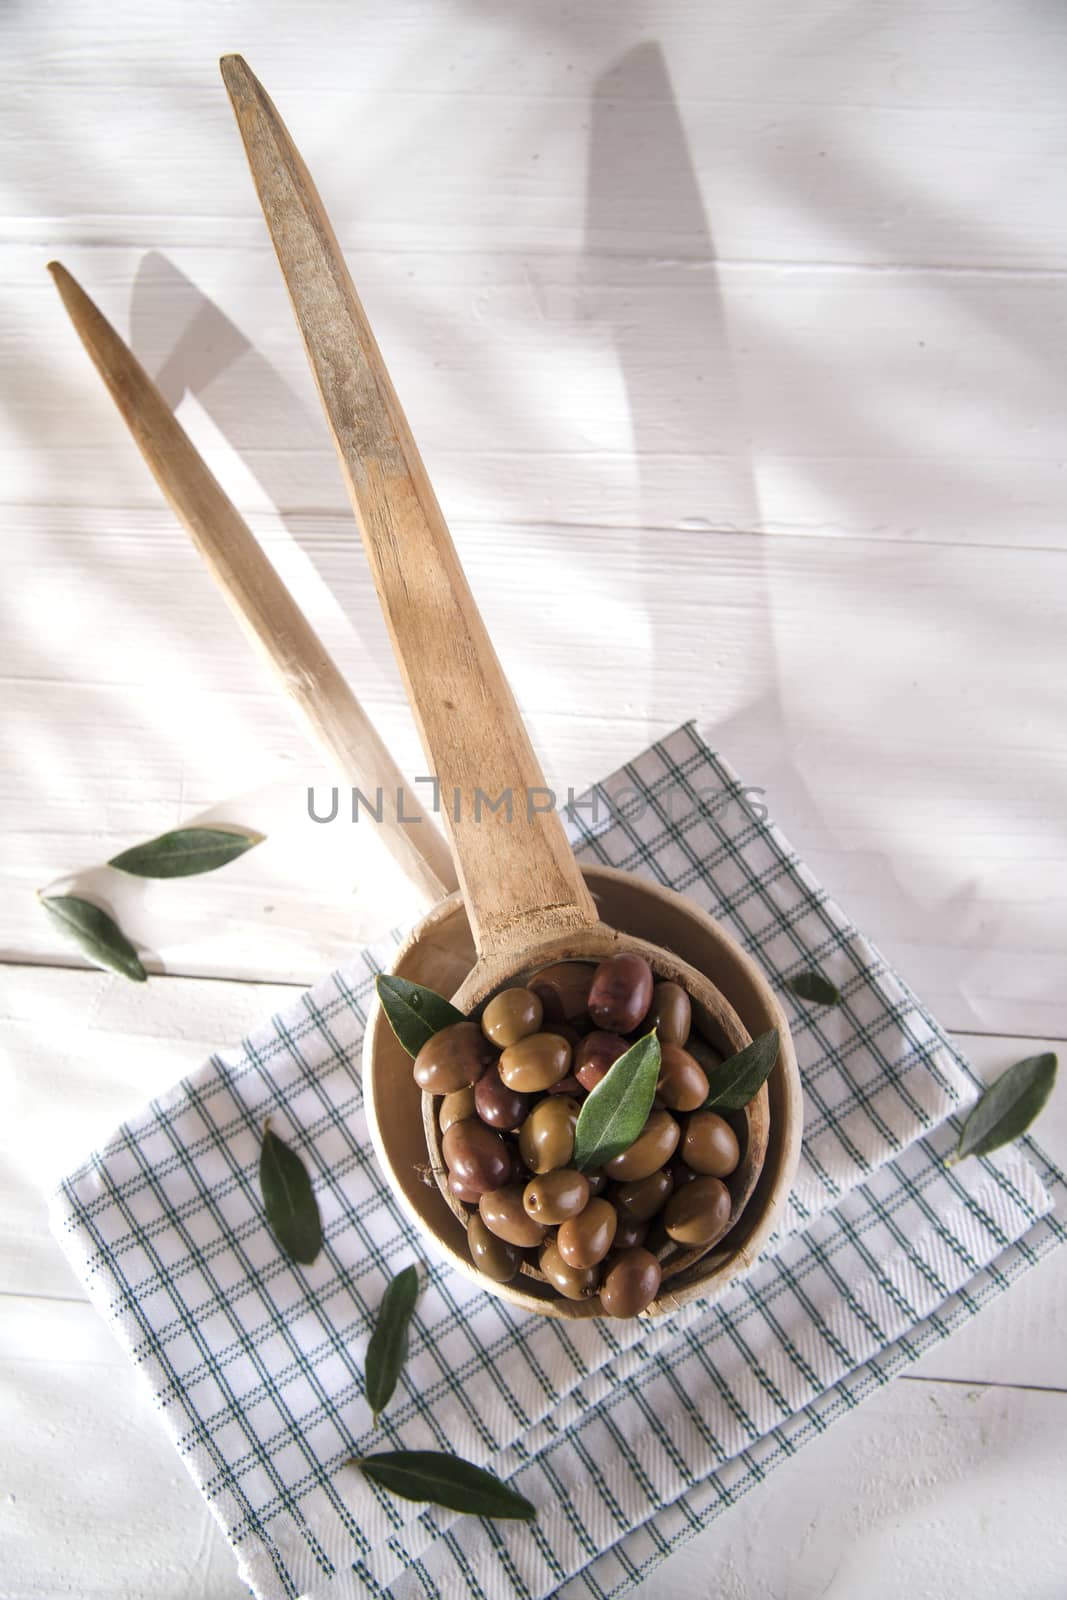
2 1 1065 1594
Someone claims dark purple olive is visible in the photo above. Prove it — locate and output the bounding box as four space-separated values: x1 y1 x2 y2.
528 962 595 1024
574 1030 629 1092
587 952 654 1033
473 1062 530 1130
442 1118 512 1196
414 1020 496 1095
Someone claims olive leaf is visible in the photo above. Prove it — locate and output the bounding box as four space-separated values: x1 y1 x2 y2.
783 970 842 1006
572 1032 661 1172
703 1028 779 1111
375 974 466 1059
353 1450 535 1521
38 892 147 982
365 1264 420 1422
109 825 264 878
950 1052 1057 1164
259 1125 322 1265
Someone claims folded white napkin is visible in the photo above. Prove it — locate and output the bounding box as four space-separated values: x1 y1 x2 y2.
53 725 1064 1599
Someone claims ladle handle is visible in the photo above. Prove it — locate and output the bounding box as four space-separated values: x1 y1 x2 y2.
221 56 597 960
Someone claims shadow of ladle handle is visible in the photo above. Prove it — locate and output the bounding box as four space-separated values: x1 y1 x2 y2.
221 54 598 962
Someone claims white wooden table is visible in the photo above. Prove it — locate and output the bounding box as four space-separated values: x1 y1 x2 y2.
3 3 1065 1594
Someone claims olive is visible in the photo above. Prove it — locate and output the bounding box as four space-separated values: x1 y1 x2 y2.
574 1030 628 1092
523 1168 590 1225
557 1197 617 1269
528 961 595 1024
439 1085 477 1133
546 1074 584 1097
682 1111 740 1177
473 1062 530 1130
547 1021 582 1049
414 1020 496 1095
600 1247 662 1318
664 1175 732 1247
539 1240 599 1300
686 1031 723 1081
587 952 654 1033
667 1154 701 1189
610 1168 673 1222
602 1109 680 1181
481 986 543 1048
613 1214 649 1250
467 1214 522 1282
518 1096 580 1173
646 980 692 1046
586 1169 608 1197
656 1043 709 1112
499 1031 572 1092
441 1118 512 1195
478 1184 547 1247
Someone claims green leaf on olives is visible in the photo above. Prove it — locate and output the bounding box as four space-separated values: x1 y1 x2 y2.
259 1124 323 1265
782 970 842 1006
364 1263 420 1423
353 1450 536 1520
572 1031 661 1172
702 1028 779 1112
375 974 466 1058
949 1052 1057 1163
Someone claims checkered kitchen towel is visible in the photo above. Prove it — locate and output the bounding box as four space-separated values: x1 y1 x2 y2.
52 725 1065 1599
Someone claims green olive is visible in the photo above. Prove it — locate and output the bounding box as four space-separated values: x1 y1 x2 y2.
413 1020 496 1094
481 986 544 1048
646 981 692 1046
499 1031 572 1092
602 1109 680 1182
682 1111 740 1177
656 1043 709 1112
467 1214 522 1282
517 1096 580 1173
523 1168 590 1225
539 1239 599 1300
599 1247 662 1318
439 1085 477 1133
478 1184 548 1247
610 1168 673 1222
557 1198 617 1269
664 1175 732 1247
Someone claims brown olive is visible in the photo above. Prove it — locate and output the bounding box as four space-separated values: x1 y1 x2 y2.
587 952 654 1033
667 1154 701 1189
441 1118 512 1195
610 1168 673 1222
664 1175 732 1247
646 980 692 1046
586 1169 608 1197
656 1043 709 1112
523 1168 590 1224
478 1184 548 1247
557 1197 617 1269
682 1111 740 1177
546 1021 582 1049
546 1074 584 1097
600 1247 662 1318
528 961 595 1024
613 1214 650 1250
414 1020 496 1095
518 1096 580 1173
481 986 544 1048
473 1062 530 1130
686 1031 723 1081
539 1240 599 1300
602 1109 680 1181
573 1030 628 1092
439 1085 476 1133
467 1214 522 1282
499 1031 572 1092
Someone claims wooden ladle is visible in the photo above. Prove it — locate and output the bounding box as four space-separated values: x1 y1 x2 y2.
220 56 786 1313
